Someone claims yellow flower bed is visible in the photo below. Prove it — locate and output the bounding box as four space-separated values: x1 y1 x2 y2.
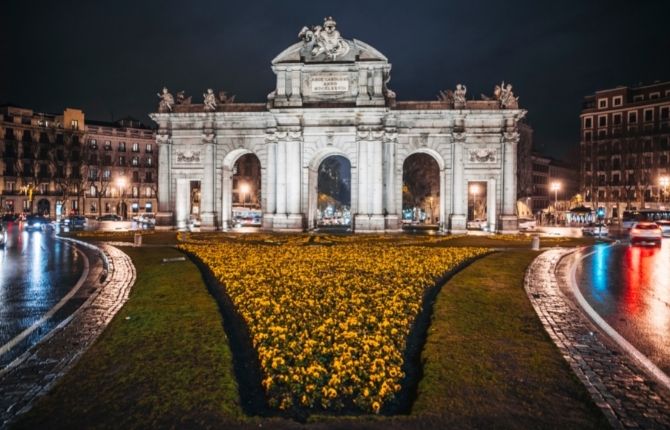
181 240 487 413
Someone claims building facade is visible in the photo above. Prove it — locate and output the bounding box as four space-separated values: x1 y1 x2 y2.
0 104 157 219
580 81 670 218
151 18 526 232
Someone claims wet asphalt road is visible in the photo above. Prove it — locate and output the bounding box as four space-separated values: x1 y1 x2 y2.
0 222 85 367
574 240 670 375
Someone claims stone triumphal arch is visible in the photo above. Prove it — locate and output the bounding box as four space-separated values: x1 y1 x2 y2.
150 17 526 232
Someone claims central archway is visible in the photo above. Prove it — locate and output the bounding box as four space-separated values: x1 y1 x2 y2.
221 150 262 229
316 155 351 228
402 153 441 229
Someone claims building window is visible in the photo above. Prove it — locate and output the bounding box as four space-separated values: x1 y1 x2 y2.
71 120 79 130
613 96 623 107
584 117 593 128
103 169 111 179
613 113 622 125
598 130 607 138
612 173 620 185
650 92 660 100
132 157 139 166
146 157 153 166
612 158 621 170
118 142 126 152
90 185 97 197
132 186 139 198
132 202 139 213
5 182 15 192
598 98 608 109
145 172 153 182
633 94 644 102
90 202 97 213
584 131 592 141
132 143 139 152
89 139 97 149
661 106 669 120
598 115 607 127
660 155 669 166
644 109 654 122
146 144 153 153
628 111 638 124
104 140 112 151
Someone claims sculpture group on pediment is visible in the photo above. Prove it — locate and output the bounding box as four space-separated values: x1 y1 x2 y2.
203 89 217 111
298 16 350 60
176 91 191 105
437 84 467 107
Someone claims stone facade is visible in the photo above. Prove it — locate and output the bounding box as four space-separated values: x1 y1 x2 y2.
150 19 526 232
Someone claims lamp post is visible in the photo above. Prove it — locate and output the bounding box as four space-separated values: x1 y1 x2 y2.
239 182 250 209
660 175 670 205
116 177 126 220
550 181 561 225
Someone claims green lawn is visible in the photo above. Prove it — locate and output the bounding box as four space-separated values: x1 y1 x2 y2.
12 246 245 429
13 243 608 429
412 251 609 429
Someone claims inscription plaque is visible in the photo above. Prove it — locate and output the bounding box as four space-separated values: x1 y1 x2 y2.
311 74 349 93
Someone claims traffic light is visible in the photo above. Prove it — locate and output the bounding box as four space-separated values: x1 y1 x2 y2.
597 207 605 218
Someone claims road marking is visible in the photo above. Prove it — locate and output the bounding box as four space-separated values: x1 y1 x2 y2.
0 240 90 357
568 244 670 391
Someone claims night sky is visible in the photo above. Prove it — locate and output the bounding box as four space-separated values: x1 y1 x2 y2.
2 0 669 160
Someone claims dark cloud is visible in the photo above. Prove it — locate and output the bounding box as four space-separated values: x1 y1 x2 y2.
2 0 669 160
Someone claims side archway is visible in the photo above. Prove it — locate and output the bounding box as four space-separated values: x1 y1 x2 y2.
221 149 263 229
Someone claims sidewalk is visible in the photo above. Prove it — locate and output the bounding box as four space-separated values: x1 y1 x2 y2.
0 242 136 429
525 249 670 429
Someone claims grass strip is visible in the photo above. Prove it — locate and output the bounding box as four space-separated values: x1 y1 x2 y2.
13 246 245 429
412 250 609 429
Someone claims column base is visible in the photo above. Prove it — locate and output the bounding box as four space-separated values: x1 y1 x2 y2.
200 212 218 231
156 211 174 228
497 215 519 233
449 214 467 233
384 214 400 231
354 214 385 232
268 213 304 231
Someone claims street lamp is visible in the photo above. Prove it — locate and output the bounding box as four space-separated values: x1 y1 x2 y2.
660 175 670 204
116 177 126 219
239 182 250 209
550 181 561 225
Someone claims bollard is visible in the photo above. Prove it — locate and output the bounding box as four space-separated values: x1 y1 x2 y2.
531 235 540 250
134 232 142 247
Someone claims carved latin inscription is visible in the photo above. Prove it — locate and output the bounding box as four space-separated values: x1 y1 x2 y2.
311 74 349 93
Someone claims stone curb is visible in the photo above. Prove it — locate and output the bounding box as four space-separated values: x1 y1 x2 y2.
0 242 136 429
525 248 670 429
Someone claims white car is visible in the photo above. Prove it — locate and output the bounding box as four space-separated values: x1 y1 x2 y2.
657 220 670 237
582 222 609 236
0 224 6 247
518 218 536 231
630 222 662 246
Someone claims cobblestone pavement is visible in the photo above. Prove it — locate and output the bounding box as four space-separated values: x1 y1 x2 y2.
526 248 670 429
0 242 136 429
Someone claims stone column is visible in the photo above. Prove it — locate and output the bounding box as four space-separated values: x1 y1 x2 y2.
175 178 190 230
156 133 173 227
498 133 519 232
383 131 399 230
286 136 303 223
263 136 276 229
450 139 466 232
275 139 287 215
487 178 496 232
200 129 217 230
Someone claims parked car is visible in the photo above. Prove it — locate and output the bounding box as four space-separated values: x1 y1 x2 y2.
518 218 537 231
97 214 122 221
138 213 156 226
582 222 609 237
2 213 18 223
66 215 87 229
0 224 6 247
25 214 48 231
657 220 670 237
466 219 487 230
629 222 663 246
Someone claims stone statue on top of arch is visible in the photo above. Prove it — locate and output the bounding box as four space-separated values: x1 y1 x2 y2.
298 16 350 60
157 87 174 113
